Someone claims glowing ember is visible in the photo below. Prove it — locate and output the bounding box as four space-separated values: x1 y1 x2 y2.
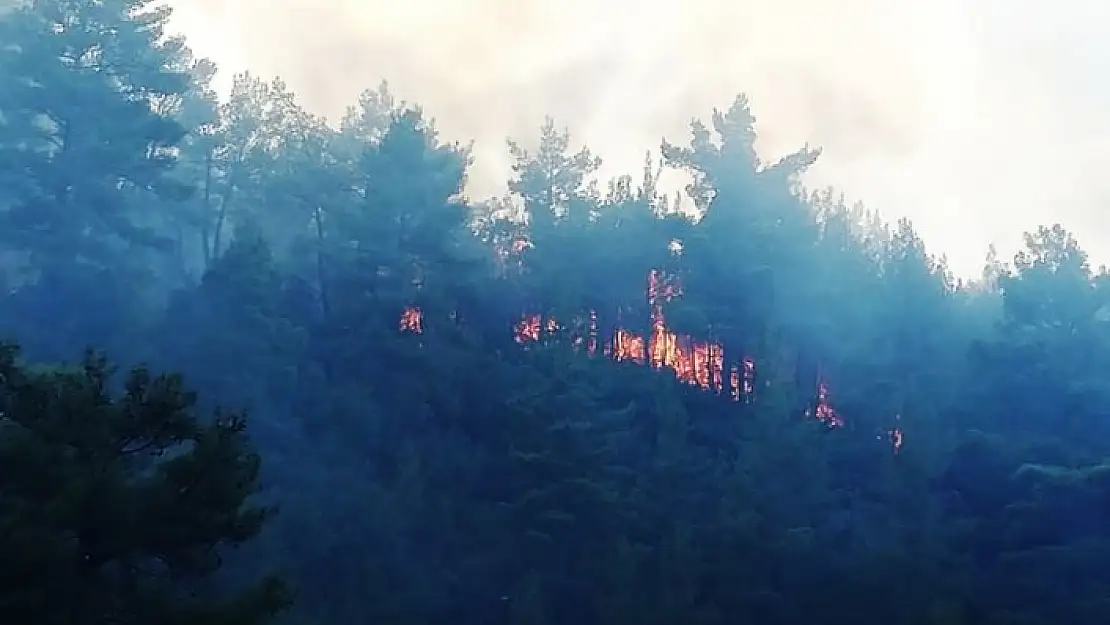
813 381 844 428
402 272 748 398
514 314 542 343
399 269 866 442
400 307 423 333
613 328 646 364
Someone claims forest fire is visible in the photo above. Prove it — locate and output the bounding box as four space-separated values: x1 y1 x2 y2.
811 382 844 428
392 270 913 448
508 308 733 394
404 270 831 411
503 270 736 397
397 270 810 408
399 306 423 333
401 300 852 425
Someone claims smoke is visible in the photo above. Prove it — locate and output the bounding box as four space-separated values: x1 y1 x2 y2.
165 0 1110 276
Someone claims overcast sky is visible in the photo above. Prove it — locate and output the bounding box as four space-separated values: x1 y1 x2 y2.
166 0 1110 277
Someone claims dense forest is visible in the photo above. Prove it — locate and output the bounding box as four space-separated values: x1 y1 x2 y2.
3 1 1110 624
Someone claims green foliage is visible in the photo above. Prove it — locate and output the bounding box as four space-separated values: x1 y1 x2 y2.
3 1 1110 623
0 343 291 624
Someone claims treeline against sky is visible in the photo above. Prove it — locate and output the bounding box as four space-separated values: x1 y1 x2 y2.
3 2 1110 624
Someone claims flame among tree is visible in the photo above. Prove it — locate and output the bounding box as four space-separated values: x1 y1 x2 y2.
397 269 857 437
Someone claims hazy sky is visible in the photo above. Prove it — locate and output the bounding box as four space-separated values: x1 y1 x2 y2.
166 0 1110 277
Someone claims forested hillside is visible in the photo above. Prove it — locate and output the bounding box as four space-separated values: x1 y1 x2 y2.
3 1 1110 624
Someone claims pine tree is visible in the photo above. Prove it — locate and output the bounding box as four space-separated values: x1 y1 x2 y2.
0 343 291 624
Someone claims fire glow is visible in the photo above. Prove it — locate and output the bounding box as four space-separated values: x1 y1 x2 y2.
396 271 864 437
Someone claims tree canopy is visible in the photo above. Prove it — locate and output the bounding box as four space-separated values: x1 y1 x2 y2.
0 344 291 624
2 1 1110 624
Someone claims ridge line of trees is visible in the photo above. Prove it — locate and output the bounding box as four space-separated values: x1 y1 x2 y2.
3 1 1110 624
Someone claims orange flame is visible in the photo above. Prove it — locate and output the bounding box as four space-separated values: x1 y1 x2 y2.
400 306 423 333
399 299 866 437
398 270 837 422
812 381 844 428
514 314 542 343
400 271 751 398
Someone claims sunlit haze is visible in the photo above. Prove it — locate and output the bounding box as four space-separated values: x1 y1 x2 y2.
168 0 1110 278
